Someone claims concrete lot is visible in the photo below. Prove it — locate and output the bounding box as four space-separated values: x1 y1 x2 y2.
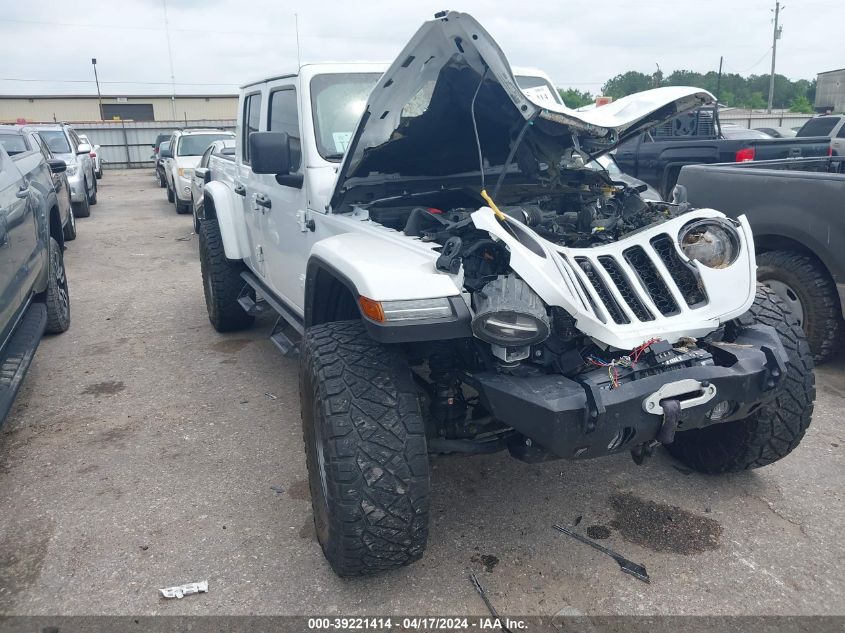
0 169 843 616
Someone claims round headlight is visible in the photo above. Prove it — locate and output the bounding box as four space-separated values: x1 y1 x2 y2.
678 219 740 269
472 311 550 346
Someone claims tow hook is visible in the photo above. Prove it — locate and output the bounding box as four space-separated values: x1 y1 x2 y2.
631 398 681 465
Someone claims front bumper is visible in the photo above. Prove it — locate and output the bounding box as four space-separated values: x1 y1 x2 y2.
67 170 85 202
176 175 192 202
465 324 787 461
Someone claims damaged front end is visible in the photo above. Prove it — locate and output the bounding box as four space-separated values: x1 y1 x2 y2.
330 11 784 462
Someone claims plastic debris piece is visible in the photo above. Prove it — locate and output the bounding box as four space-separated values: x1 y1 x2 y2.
159 580 208 599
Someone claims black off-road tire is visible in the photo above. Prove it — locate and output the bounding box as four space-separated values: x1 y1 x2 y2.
667 285 815 473
72 194 90 218
166 184 175 203
757 250 841 363
198 218 254 332
44 237 70 334
300 320 430 577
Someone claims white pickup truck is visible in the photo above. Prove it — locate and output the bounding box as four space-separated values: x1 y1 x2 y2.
197 11 814 577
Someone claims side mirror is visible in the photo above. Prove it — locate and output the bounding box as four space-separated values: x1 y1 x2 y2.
195 167 211 183
77 143 92 154
47 159 67 174
159 147 173 159
249 131 291 176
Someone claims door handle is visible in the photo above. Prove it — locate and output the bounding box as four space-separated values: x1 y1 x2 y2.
254 194 271 209
234 183 246 196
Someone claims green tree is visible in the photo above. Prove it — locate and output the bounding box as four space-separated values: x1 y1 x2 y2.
558 88 594 108
601 71 652 99
789 94 814 113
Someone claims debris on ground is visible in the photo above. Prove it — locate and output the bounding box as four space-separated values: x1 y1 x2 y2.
571 515 583 527
270 485 285 495
264 392 277 400
468 574 512 632
159 580 208 599
553 524 650 583
175 234 193 242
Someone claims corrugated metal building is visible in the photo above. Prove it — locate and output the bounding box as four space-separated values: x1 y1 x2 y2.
0 94 237 123
816 69 845 113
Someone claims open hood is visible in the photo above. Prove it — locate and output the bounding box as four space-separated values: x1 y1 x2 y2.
330 11 715 211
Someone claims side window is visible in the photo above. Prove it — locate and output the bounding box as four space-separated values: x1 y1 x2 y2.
268 88 301 172
242 93 262 164
30 134 51 161
200 146 213 168
68 129 81 149
837 121 845 139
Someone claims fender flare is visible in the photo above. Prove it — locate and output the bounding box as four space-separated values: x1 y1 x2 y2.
203 181 250 260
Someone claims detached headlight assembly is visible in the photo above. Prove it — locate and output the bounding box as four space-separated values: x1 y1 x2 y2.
471 276 550 346
678 219 740 269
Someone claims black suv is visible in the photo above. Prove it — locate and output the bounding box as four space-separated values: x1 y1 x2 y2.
0 127 72 425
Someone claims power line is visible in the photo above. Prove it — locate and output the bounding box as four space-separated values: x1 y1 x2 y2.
0 77 238 86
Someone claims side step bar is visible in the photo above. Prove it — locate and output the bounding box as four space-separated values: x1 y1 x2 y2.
0 302 47 426
240 271 303 359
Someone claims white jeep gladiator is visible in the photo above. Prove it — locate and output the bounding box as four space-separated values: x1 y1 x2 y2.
197 11 815 577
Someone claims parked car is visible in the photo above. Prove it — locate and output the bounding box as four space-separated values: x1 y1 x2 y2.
22 128 77 241
30 123 97 218
796 114 845 155
0 133 72 426
678 155 845 361
720 125 773 139
156 140 172 190
78 134 103 179
161 129 234 214
152 133 172 188
615 109 831 198
196 11 813 577
754 126 797 138
190 138 235 232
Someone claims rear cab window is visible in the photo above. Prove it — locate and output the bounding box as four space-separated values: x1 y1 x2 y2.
796 117 839 137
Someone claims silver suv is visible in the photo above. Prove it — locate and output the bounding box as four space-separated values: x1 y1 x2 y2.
29 124 97 217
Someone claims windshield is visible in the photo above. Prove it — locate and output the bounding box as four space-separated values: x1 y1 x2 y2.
796 117 839 137
311 73 382 161
177 133 233 156
39 130 72 154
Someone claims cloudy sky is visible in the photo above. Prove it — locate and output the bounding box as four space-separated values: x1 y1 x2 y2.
0 0 838 96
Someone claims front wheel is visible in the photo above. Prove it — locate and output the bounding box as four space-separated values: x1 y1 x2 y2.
166 184 174 203
44 237 71 334
198 218 254 332
72 194 90 218
62 210 77 241
158 171 166 188
667 285 815 473
88 178 97 206
300 321 430 577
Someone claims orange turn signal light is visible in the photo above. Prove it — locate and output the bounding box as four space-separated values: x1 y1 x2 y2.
358 296 385 322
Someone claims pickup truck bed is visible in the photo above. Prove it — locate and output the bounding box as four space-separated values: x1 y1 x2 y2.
678 156 845 361
616 125 831 199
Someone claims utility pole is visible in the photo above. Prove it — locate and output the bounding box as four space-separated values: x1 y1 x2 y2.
767 1 783 113
91 58 103 120
162 0 178 120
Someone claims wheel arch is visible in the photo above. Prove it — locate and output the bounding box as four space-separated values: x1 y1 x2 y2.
202 183 249 260
304 257 362 328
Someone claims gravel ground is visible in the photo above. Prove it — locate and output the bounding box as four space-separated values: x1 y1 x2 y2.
0 169 843 616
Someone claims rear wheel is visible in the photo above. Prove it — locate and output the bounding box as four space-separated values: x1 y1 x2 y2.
756 251 841 363
88 178 97 206
158 171 166 188
300 321 430 576
198 218 254 332
175 197 191 214
667 285 815 473
44 237 70 334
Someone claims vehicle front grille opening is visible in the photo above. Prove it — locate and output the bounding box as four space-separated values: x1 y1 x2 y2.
622 246 680 316
575 257 629 324
650 234 708 307
597 256 655 322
